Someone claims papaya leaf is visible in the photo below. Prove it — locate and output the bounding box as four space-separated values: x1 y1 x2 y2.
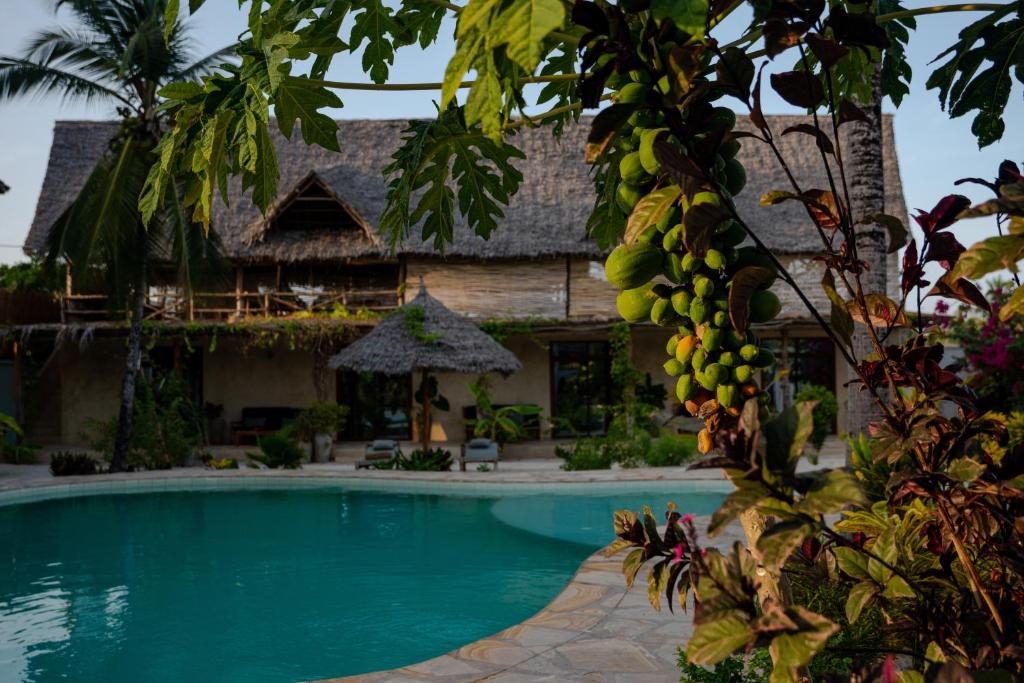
626 185 681 244
275 76 342 151
498 0 565 72
845 581 877 624
349 0 404 83
687 611 751 665
728 266 775 334
441 30 485 110
650 0 708 37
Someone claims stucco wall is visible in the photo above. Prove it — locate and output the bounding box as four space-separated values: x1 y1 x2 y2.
59 338 123 445
203 337 326 425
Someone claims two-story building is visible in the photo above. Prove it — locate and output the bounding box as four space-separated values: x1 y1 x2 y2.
15 115 907 448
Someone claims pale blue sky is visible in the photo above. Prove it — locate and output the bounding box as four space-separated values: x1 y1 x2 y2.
0 0 1020 287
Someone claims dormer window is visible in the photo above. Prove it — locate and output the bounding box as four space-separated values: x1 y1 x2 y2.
271 173 364 233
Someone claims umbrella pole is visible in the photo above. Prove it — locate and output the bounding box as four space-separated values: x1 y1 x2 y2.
420 368 431 454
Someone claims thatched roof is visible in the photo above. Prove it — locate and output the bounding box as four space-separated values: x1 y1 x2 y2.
329 284 522 375
25 115 907 262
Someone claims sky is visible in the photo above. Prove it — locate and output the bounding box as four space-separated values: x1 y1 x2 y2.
0 1 1021 298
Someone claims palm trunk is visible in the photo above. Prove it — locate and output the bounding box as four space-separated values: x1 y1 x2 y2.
843 70 888 440
110 271 146 472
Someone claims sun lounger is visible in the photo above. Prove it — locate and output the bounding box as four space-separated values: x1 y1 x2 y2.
460 438 499 471
355 439 400 469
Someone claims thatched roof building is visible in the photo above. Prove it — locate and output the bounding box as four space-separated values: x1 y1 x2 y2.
24 116 907 263
329 285 522 375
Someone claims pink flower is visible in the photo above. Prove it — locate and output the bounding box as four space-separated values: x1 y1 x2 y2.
673 544 684 563
700 548 708 558
882 655 897 683
935 300 949 314
681 513 694 524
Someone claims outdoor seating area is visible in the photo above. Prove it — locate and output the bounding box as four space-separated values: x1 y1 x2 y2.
230 407 300 445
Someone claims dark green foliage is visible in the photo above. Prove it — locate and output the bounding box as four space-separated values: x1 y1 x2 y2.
556 439 615 470
247 427 304 469
82 372 205 470
678 648 771 683
794 384 839 451
372 448 453 471
50 452 99 477
0 260 60 293
295 401 349 439
645 432 697 468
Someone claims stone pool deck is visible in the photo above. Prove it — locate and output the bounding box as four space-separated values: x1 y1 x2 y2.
0 438 845 682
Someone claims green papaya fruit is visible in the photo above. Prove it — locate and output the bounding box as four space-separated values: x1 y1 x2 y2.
663 253 687 284
689 297 710 325
691 190 722 208
628 109 663 128
619 152 649 185
636 224 660 245
749 290 782 323
656 205 680 233
717 383 738 408
724 157 746 195
681 253 703 273
616 182 645 213
696 369 716 391
712 296 729 311
675 374 695 403
651 298 679 326
675 335 699 365
691 347 708 371
639 127 668 175
709 106 736 132
617 82 649 104
628 69 651 84
702 327 723 352
734 365 754 383
704 363 729 387
666 334 680 357
662 224 683 252
671 288 693 317
712 311 729 327
663 358 685 377
739 344 760 362
652 283 673 298
693 275 715 299
720 137 741 159
725 329 746 349
717 221 747 247
753 349 776 368
678 322 696 337
615 285 658 323
718 351 739 368
705 248 726 271
605 243 663 289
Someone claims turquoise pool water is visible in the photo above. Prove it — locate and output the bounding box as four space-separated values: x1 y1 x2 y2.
0 482 726 682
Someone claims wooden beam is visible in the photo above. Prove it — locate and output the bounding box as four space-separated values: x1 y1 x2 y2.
234 267 243 319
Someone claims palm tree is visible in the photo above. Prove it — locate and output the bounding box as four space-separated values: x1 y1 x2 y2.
0 0 231 471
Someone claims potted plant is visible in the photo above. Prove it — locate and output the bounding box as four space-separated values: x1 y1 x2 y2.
295 401 349 462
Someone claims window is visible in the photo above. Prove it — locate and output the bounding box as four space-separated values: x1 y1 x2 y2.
761 337 835 428
336 371 412 441
273 177 362 233
550 341 612 437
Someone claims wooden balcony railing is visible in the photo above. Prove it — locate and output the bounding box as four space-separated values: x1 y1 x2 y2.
61 287 400 324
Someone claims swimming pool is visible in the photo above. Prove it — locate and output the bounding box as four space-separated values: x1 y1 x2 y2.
0 479 728 682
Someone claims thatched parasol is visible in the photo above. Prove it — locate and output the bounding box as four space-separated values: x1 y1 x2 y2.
329 282 521 452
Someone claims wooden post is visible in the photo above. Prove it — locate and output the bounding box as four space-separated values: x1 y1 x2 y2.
420 368 431 454
234 267 243 320
12 341 23 428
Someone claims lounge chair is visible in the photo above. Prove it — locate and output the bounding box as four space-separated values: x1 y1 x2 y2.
460 438 500 471
355 439 400 470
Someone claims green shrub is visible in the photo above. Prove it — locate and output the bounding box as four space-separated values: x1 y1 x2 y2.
372 447 452 471
50 451 99 476
794 384 838 450
557 438 615 470
81 372 205 470
645 432 697 467
678 648 771 683
294 401 349 440
200 453 239 470
247 427 304 469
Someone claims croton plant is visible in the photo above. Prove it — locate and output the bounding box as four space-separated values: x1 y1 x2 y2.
151 0 1024 678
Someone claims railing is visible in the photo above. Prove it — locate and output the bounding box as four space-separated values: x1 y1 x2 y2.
61 287 400 324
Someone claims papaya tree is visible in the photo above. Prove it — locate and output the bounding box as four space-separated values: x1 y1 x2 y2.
148 0 1024 677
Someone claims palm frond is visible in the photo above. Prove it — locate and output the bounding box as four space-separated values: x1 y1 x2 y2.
171 44 237 83
0 56 132 106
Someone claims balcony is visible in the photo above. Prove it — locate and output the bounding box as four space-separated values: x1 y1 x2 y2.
61 286 400 324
